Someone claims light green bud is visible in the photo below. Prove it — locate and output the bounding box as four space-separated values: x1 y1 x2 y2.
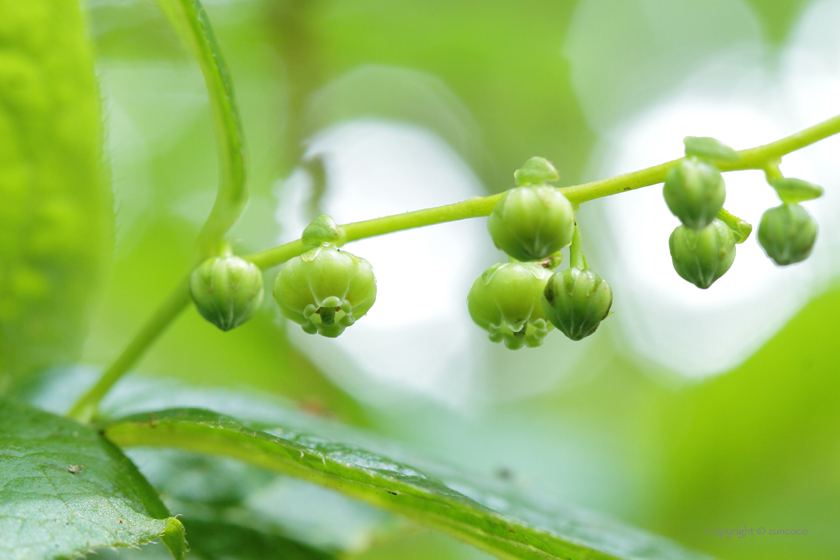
758 203 818 266
663 157 726 230
514 157 560 186
467 262 553 350
190 256 265 331
541 267 612 341
669 219 736 289
273 245 376 337
487 186 575 262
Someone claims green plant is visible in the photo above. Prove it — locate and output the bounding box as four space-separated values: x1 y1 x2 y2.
273 244 377 338
467 262 553 349
2 1 839 559
669 220 737 290
190 251 265 332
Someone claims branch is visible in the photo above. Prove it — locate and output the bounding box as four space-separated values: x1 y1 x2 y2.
67 114 840 422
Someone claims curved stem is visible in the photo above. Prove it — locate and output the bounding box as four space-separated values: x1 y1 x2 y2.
158 0 248 261
569 225 587 270
733 114 840 166
67 278 192 423
68 114 840 421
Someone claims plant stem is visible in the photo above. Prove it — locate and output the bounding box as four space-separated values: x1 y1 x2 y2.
68 114 840 421
734 113 840 166
569 225 587 269
66 278 192 423
158 0 248 261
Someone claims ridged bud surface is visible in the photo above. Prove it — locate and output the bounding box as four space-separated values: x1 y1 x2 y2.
273 245 376 338
669 219 736 289
541 267 612 341
488 186 575 262
190 256 265 331
663 157 726 230
758 203 818 266
467 262 553 350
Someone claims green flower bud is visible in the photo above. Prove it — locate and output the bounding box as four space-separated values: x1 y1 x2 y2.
190 255 265 331
541 267 612 341
758 203 818 266
683 136 739 162
514 157 560 186
669 219 736 289
663 157 726 230
467 262 553 350
273 245 376 337
487 186 575 261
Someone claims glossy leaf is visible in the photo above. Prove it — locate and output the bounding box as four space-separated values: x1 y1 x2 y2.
97 520 337 560
0 0 112 387
0 399 185 560
124 447 398 554
104 408 713 560
184 520 335 560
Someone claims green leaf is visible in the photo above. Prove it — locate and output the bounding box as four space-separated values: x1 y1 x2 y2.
104 408 713 560
742 0 813 44
770 177 824 203
125 448 397 554
0 399 185 560
184 519 335 560
715 208 753 244
97 520 338 560
161 517 189 560
683 137 740 162
0 0 112 388
155 0 247 259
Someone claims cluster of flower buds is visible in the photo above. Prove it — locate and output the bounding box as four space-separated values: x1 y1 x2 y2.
664 137 821 289
188 144 822 347
190 215 377 338
468 157 613 349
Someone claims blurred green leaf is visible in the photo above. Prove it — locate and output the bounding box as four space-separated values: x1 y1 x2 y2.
743 0 814 43
97 519 341 560
0 0 112 388
0 399 182 560
126 448 398 554
653 286 840 560
104 407 713 560
308 0 593 190
770 177 824 204
183 519 335 560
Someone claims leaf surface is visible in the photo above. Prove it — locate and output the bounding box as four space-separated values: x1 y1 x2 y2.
104 408 713 560
0 0 112 387
0 399 185 560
